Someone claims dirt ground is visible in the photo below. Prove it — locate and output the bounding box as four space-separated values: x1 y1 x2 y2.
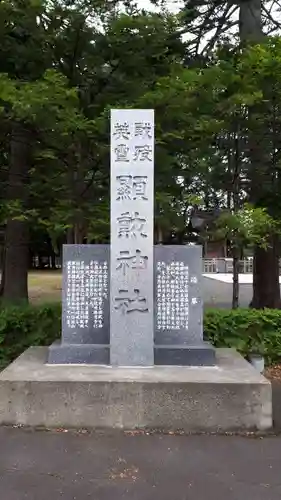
28 272 62 303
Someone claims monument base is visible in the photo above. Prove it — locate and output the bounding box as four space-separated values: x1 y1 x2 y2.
48 341 110 364
48 341 215 366
154 342 215 366
0 347 272 432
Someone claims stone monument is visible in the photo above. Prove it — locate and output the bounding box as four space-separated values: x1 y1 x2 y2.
0 108 271 433
48 108 215 366
110 109 154 366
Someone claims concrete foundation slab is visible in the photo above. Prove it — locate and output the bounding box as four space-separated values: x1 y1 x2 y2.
0 347 272 432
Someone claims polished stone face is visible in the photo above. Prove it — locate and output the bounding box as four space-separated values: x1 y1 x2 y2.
61 244 203 351
154 245 203 346
110 109 155 366
61 244 110 346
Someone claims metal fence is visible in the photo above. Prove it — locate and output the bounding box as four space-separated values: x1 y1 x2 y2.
29 255 255 274
203 258 253 274
28 253 266 274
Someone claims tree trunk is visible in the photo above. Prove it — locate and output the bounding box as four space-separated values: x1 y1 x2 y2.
232 246 240 309
231 122 240 309
239 1 280 308
74 221 86 244
50 251 56 270
247 119 280 307
251 236 281 309
1 123 30 303
66 226 74 244
156 225 163 244
239 0 263 43
0 244 6 296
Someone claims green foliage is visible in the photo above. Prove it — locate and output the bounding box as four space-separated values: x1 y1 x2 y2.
215 204 277 249
204 308 281 365
0 303 60 369
2 0 281 308
1 304 281 370
0 69 83 128
0 4 188 245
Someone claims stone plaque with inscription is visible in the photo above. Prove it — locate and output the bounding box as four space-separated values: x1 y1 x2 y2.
48 243 215 365
48 245 110 364
154 245 215 366
110 109 154 366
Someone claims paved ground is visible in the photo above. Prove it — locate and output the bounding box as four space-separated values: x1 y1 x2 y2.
203 276 281 427
1 427 281 500
1 277 279 498
272 381 281 430
203 277 254 308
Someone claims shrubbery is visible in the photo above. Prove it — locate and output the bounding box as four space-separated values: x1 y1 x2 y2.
0 304 281 369
204 308 281 365
0 303 60 369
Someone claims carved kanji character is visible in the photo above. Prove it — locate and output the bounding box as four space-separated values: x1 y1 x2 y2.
114 144 130 162
113 122 130 140
134 122 152 138
116 175 132 200
117 211 147 238
133 145 153 161
133 175 148 200
114 288 148 314
116 249 148 275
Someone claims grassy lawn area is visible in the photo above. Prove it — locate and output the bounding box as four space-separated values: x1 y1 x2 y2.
28 271 62 303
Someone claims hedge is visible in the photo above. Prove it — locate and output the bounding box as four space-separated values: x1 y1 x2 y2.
204 308 281 365
0 303 60 369
0 304 281 369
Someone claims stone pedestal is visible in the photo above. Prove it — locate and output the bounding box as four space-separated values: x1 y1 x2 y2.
1 347 271 431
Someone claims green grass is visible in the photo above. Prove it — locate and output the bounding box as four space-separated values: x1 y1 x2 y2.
28 271 62 303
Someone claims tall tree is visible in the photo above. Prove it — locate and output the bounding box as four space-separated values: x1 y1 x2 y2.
0 1 188 302
178 0 281 308
0 0 51 302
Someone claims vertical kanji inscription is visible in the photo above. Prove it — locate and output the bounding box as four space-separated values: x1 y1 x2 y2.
110 109 154 366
